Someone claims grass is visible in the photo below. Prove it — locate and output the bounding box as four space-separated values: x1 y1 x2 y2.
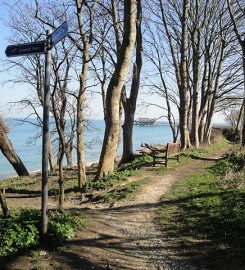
182 138 229 158
157 156 245 270
0 139 232 209
93 177 151 203
86 139 230 203
82 155 152 192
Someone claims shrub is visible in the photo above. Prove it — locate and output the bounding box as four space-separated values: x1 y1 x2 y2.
218 171 245 190
83 155 151 191
0 210 40 256
0 210 84 256
210 159 234 176
48 212 82 242
223 128 240 142
227 152 245 170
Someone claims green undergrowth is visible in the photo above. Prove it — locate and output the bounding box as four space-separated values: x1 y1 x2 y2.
183 138 229 159
0 209 87 257
82 155 152 192
94 178 151 203
157 150 245 269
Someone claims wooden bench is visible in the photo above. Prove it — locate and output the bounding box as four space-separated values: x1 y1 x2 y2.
141 142 181 167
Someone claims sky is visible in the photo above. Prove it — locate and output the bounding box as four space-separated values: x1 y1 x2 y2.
0 2 225 123
0 5 165 121
0 4 35 118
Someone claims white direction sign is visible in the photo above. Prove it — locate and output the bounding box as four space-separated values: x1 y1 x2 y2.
49 21 68 46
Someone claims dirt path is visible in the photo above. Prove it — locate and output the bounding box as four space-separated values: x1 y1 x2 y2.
2 150 226 270
55 159 208 270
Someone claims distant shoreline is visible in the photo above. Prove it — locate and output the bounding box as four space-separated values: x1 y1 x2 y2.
0 160 100 181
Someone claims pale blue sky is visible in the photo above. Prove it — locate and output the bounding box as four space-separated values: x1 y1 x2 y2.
0 4 36 117
0 4 166 121
0 2 225 123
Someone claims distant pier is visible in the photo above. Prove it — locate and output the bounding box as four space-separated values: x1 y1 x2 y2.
134 118 167 127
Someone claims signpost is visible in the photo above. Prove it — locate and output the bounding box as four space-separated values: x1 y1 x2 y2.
5 41 46 58
5 22 68 238
49 21 68 47
41 31 51 237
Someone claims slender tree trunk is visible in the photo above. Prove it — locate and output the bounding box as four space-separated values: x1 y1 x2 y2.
48 136 57 174
101 52 107 121
77 73 87 188
241 45 245 149
199 113 206 144
203 37 225 145
0 190 9 218
95 0 137 179
0 117 29 177
58 152 64 213
226 0 245 149
75 0 89 188
190 25 201 147
179 0 191 150
117 100 123 153
236 102 243 133
65 142 73 169
120 0 142 165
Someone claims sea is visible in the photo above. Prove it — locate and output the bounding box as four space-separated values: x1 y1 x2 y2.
0 118 173 179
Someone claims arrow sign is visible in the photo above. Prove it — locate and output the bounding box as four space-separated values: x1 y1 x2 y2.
49 21 68 47
5 41 46 58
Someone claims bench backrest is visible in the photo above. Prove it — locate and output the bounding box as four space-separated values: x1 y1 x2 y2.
166 142 181 156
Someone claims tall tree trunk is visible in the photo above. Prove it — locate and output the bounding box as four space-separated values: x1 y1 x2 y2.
95 0 137 179
121 95 134 163
235 103 243 132
226 0 245 149
241 45 245 149
198 112 206 144
190 20 201 147
179 0 191 150
0 117 29 177
75 0 89 188
65 141 73 169
51 79 67 211
58 152 64 213
203 36 225 144
120 0 142 165
77 73 87 188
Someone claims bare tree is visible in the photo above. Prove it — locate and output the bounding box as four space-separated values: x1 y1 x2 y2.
145 0 242 148
144 23 179 143
178 0 191 149
73 0 96 188
95 0 137 179
0 116 29 177
120 0 143 164
147 0 191 149
227 0 245 149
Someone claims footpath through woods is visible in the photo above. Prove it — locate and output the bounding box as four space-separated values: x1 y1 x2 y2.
71 160 206 270
1 144 229 270
56 149 226 270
